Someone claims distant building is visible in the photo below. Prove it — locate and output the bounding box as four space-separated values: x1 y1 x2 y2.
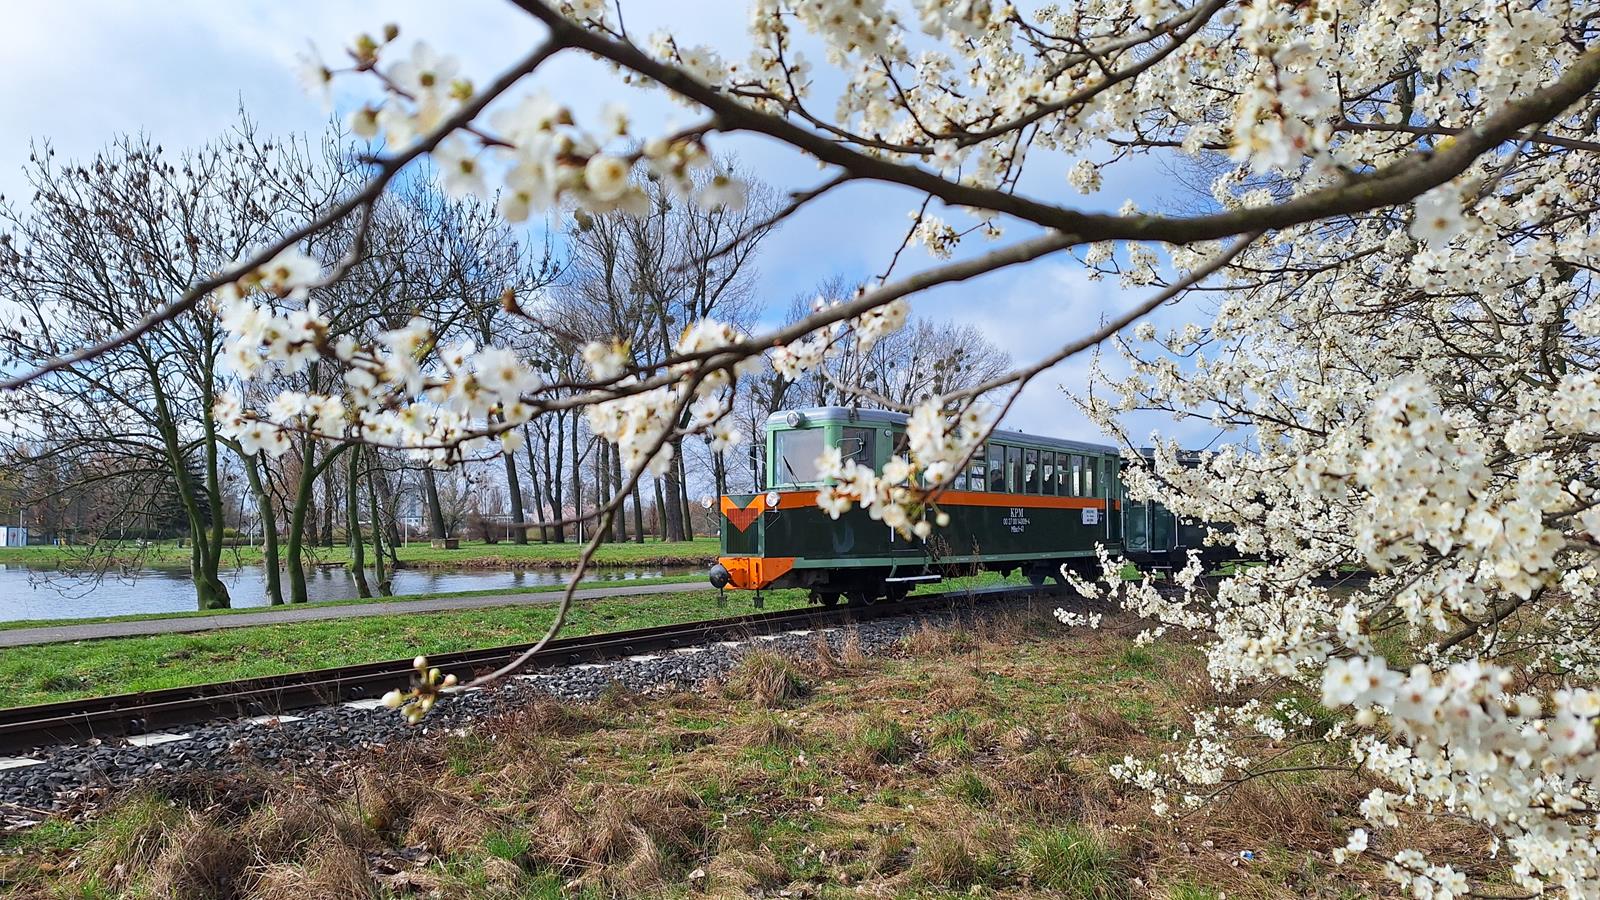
0 526 28 547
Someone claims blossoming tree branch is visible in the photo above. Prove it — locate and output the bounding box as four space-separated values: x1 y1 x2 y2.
4 0 1600 892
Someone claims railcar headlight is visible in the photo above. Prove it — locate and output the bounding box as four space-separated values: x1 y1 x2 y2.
700 496 714 510
785 411 806 428
765 490 781 508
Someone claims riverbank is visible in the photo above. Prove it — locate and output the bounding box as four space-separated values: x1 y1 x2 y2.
0 536 720 570
0 573 1028 708
0 573 706 633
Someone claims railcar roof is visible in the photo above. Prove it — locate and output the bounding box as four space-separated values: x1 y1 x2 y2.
765 405 1119 456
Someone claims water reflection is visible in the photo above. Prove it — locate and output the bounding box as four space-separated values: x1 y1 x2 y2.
0 563 694 622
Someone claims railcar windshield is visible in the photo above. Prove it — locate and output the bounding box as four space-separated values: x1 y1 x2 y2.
773 427 828 485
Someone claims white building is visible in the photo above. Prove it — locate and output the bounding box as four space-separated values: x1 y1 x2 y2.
0 526 28 547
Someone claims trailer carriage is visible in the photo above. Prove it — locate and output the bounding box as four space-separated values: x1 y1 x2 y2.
708 406 1213 604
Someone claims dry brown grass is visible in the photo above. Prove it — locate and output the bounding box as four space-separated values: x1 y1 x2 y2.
904 619 978 656
808 631 844 675
926 667 987 712
247 843 374 900
735 710 800 749
6 605 1486 900
704 848 789 895
531 780 708 894
840 629 870 667
721 648 809 706
144 812 254 900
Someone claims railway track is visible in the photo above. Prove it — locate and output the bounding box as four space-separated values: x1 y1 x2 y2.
0 584 1050 756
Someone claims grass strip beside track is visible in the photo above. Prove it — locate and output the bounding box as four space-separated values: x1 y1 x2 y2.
0 573 1027 709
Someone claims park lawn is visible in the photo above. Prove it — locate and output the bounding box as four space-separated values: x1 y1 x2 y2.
0 573 1026 708
0 536 721 570
0 608 1481 899
0 573 707 633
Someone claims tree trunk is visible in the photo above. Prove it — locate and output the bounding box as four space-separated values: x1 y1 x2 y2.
569 419 583 543
366 449 391 596
713 449 728 499
594 442 610 544
549 414 566 543
524 426 549 543
631 483 645 544
320 464 335 547
677 446 694 539
347 450 371 599
372 457 403 567
653 478 668 540
242 453 283 605
423 467 447 539
286 439 318 604
662 455 684 542
503 443 528 545
611 442 628 542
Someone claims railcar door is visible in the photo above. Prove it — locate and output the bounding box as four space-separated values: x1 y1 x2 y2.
1123 497 1151 554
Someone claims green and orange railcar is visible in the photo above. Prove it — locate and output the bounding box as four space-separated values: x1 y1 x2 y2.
708 406 1213 605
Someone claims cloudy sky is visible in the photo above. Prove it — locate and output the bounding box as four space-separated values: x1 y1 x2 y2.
0 0 1206 444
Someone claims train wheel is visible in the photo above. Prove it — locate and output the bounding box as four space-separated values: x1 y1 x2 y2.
847 587 877 606
885 583 909 602
811 590 841 607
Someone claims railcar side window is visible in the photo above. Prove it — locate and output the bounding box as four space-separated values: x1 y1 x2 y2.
1084 456 1096 497
773 428 828 485
1042 452 1056 495
970 451 987 491
1024 448 1040 494
1056 456 1069 494
1006 446 1022 493
988 444 1006 491
1070 455 1083 496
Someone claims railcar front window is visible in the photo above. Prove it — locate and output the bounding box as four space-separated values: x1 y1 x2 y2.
1042 452 1056 495
1084 457 1096 497
988 444 1006 491
773 428 827 485
1006 446 1022 493
970 447 987 491
1024 448 1040 493
841 426 876 471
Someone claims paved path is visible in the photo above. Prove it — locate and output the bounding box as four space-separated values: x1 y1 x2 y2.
0 581 710 648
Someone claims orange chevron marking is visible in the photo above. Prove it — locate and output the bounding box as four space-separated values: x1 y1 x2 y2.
720 495 765 532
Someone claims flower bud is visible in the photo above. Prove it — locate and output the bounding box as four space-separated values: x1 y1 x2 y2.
381 689 405 709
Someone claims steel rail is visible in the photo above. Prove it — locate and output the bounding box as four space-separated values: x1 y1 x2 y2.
0 584 1044 756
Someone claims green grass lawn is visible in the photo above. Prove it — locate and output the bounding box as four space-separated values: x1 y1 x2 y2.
0 535 721 570
0 572 1028 708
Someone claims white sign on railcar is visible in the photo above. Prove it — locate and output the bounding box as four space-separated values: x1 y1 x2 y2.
1081 508 1100 526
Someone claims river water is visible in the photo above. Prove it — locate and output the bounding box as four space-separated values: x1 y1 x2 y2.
0 563 698 622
